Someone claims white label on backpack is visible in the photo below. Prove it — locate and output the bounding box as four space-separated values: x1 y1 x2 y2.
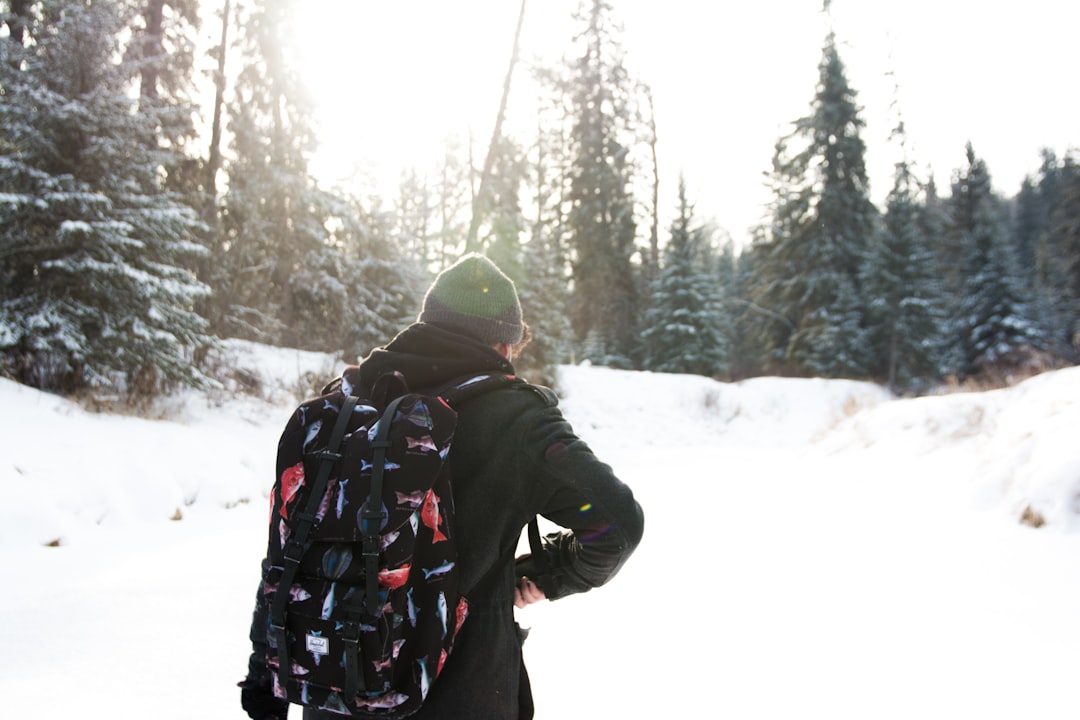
306 634 330 656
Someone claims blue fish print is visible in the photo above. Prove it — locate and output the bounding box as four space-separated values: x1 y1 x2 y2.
319 692 348 714
417 655 432 699
422 560 455 580
303 419 323 450
437 591 448 637
401 402 433 428
366 421 381 442
360 458 401 473
335 478 349 519
321 545 352 580
322 581 336 620
406 587 418 628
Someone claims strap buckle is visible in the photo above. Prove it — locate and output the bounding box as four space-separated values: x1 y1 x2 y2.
360 508 387 536
283 539 306 565
312 449 343 463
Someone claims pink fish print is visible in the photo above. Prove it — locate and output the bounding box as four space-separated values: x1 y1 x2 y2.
454 596 469 637
355 691 409 710
406 434 439 453
279 462 305 519
421 489 447 543
378 563 412 590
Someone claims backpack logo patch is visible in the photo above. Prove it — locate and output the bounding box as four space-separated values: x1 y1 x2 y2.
306 633 330 656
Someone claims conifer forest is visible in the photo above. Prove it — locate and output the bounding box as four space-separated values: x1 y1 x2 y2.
2 0 1078 402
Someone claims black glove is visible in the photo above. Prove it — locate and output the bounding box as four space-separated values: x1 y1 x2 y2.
515 530 569 600
239 657 289 720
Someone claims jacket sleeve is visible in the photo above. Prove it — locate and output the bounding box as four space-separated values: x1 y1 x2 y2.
513 390 644 600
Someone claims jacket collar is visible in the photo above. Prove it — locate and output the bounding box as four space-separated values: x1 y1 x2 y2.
355 322 514 394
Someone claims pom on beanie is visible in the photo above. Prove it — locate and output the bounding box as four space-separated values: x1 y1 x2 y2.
418 254 524 345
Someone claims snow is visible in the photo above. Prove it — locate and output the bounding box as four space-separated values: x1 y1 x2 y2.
2 342 1079 719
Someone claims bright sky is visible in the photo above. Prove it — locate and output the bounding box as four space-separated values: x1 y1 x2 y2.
295 0 1080 247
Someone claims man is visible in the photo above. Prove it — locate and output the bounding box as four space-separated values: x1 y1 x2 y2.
241 254 644 719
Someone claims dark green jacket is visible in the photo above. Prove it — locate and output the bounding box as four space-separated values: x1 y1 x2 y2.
251 322 644 720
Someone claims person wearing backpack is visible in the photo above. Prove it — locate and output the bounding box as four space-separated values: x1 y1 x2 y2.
240 253 644 720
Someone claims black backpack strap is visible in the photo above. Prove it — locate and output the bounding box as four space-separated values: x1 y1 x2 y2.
360 394 408 617
526 518 553 589
269 393 359 695
336 392 410 706
438 372 519 408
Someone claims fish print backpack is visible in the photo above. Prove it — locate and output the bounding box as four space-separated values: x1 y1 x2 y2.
262 368 516 717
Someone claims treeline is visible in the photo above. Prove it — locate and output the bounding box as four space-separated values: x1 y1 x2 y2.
2 0 1077 402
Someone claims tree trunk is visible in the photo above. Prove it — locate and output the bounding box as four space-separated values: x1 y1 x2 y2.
139 0 164 101
465 0 526 253
204 0 231 224
643 84 660 282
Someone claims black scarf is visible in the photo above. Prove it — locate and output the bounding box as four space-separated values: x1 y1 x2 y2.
355 322 515 393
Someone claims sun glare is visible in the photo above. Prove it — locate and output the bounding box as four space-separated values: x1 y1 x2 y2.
292 0 1080 245
296 2 537 195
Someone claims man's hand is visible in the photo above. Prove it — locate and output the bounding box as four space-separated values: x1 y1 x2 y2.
514 576 546 608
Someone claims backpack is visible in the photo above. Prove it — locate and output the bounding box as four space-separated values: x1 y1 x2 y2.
261 368 517 717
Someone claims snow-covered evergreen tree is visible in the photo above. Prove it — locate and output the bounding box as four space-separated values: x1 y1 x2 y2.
1055 156 1080 361
565 0 640 367
1015 151 1079 362
212 0 330 348
861 158 949 392
394 168 435 270
714 237 747 379
289 191 426 358
516 226 573 385
482 135 528 283
432 137 470 271
749 28 876 378
948 144 1041 375
641 177 729 376
512 91 575 384
0 0 211 397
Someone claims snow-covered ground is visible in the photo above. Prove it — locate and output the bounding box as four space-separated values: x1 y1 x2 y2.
2 340 1079 719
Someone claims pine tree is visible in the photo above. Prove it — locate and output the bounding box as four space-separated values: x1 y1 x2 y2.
480 134 528 282
713 238 743 380
213 0 330 348
128 0 201 155
395 167 435 269
0 0 211 397
750 29 876 377
861 159 949 391
564 0 640 367
332 193 427 358
641 177 728 376
433 136 470 270
1049 154 1080 361
948 143 1040 375
516 223 574 384
1016 151 1078 361
513 74 575 383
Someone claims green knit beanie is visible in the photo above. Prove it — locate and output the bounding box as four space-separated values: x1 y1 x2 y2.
418 254 524 345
